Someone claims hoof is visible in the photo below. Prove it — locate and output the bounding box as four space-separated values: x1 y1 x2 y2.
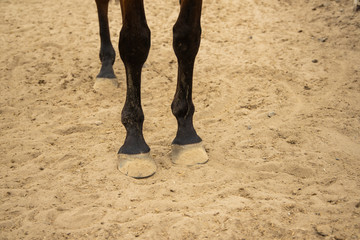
117 152 156 179
171 142 208 166
93 78 118 92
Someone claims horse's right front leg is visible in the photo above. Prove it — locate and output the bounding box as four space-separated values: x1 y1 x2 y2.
94 0 118 90
117 0 156 179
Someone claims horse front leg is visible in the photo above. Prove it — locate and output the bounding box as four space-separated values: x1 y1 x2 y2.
94 0 118 91
117 0 156 178
171 0 208 165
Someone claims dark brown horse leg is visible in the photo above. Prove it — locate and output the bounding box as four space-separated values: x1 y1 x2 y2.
94 0 118 90
117 0 156 178
171 0 208 165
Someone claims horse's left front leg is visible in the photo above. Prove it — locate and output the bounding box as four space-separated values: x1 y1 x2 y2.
171 0 208 165
94 0 118 91
117 0 156 178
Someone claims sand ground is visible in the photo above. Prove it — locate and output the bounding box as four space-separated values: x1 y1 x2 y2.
1 0 360 239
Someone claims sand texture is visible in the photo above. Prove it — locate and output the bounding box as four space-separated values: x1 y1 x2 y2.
1 0 360 239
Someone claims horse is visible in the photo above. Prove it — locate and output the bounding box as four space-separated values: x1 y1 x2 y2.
94 0 208 178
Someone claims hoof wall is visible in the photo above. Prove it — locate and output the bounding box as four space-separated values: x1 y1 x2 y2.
118 153 156 179
171 142 208 166
94 78 118 92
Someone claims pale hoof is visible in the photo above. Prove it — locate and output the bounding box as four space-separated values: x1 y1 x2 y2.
117 152 156 179
171 142 209 166
93 78 118 92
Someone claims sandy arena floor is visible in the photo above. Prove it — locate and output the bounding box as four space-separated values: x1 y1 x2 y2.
1 0 360 239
